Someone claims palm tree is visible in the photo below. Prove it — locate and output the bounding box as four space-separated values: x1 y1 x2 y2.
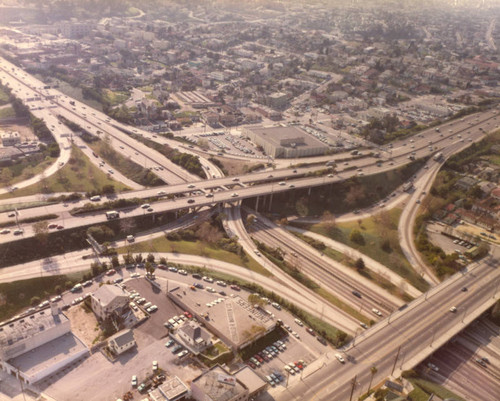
367 366 378 394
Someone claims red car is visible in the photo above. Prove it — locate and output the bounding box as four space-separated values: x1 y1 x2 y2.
48 223 58 229
105 269 116 276
184 311 192 318
306 327 315 336
230 285 241 291
254 354 263 363
294 361 303 369
247 362 256 369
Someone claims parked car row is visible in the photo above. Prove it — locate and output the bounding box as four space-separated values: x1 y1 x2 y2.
247 340 288 369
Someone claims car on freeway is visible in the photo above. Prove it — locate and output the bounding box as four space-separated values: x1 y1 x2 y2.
372 308 383 317
427 363 439 372
0 229 10 234
51 295 62 302
13 229 24 235
360 322 368 329
231 192 238 197
157 190 166 196
7 212 16 217
306 327 315 336
141 203 150 209
187 184 195 189
449 306 457 313
187 199 195 204
335 354 345 364
203 276 214 283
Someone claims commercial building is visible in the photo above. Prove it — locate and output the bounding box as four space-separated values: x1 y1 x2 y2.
107 329 136 356
191 365 249 401
149 376 190 401
91 284 130 321
266 92 288 110
168 285 275 352
243 126 328 158
1 131 21 147
176 321 212 355
0 304 88 384
233 366 267 399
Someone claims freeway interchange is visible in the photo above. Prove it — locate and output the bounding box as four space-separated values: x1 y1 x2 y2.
1 57 500 400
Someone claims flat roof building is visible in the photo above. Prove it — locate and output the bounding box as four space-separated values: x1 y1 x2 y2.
243 126 328 158
149 376 190 401
168 285 275 352
191 365 248 401
0 304 89 384
91 284 129 321
1 131 21 147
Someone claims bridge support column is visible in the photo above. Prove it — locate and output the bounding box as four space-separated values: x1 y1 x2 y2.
308 187 312 196
268 193 273 212
255 196 260 212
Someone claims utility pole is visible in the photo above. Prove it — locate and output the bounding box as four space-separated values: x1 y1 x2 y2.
391 345 401 376
348 375 357 401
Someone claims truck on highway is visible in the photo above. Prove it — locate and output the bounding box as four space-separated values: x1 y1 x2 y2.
105 211 120 220
433 152 443 162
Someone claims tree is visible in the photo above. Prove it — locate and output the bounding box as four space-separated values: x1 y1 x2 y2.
367 366 378 394
111 255 120 268
0 168 12 184
248 294 265 307
350 229 365 245
30 296 41 306
345 185 365 206
321 211 337 232
135 254 144 264
159 257 167 265
354 257 365 269
147 253 155 263
33 221 49 246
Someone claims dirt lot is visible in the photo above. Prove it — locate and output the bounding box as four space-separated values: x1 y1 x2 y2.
66 303 101 348
1 122 35 141
212 155 265 176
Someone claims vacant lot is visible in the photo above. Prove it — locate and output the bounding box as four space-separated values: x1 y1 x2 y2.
66 303 101 348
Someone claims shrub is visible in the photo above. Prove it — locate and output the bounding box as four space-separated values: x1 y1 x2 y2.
350 229 365 245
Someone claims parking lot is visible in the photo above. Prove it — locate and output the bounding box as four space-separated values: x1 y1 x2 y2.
30 267 336 400
125 278 183 340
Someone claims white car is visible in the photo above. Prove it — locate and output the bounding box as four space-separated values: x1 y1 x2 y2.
335 354 345 364
372 308 382 317
131 375 137 387
231 192 238 197
141 204 150 209
152 361 158 371
449 306 457 313
427 363 439 372
0 229 11 234
157 190 166 196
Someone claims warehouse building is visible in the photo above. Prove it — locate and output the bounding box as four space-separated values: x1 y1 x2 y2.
243 126 328 158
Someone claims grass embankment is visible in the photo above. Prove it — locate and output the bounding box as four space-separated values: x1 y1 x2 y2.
0 105 16 118
0 273 87 322
247 159 425 217
1 155 57 188
102 89 130 106
408 378 465 401
0 87 10 105
290 231 414 302
0 145 130 199
88 138 164 187
302 209 429 292
116 236 270 277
